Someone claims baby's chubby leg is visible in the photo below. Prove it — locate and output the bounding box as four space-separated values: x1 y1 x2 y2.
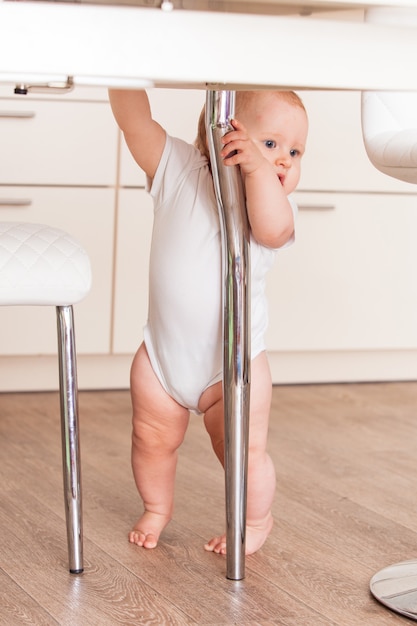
200 351 275 555
129 343 190 549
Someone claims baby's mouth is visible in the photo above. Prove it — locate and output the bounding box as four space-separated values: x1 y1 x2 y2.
278 173 285 186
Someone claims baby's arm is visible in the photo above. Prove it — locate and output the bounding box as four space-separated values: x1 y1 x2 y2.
221 119 294 249
108 89 166 180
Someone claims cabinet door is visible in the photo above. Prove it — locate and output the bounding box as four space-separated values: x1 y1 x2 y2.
0 99 118 185
266 191 417 351
299 91 417 194
119 89 205 187
0 187 114 354
112 188 153 353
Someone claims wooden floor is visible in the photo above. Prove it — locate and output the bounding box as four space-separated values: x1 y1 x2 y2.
2 382 417 625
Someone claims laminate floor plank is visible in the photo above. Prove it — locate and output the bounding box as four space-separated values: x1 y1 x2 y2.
2 383 417 624
0 490 195 625
0 569 58 626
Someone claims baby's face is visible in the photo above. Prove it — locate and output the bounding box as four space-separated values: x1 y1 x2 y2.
238 94 308 194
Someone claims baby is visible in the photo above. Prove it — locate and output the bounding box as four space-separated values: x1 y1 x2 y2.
109 88 308 555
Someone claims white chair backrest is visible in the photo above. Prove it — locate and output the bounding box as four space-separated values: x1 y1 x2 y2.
361 7 417 184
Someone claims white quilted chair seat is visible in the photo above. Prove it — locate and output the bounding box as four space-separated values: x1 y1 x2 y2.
0 222 91 304
361 7 417 185
0 222 92 574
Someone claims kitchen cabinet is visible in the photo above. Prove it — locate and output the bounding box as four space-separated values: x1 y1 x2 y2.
1 84 417 390
0 87 116 389
265 90 417 383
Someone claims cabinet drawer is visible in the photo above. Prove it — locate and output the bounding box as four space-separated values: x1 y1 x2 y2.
266 191 417 351
120 88 205 187
113 188 153 353
299 91 417 194
0 186 114 355
0 99 118 185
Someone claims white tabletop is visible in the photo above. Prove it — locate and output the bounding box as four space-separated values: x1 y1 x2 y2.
0 1 417 91
36 0 417 11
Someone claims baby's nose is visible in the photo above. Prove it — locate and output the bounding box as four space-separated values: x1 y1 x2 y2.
275 152 291 168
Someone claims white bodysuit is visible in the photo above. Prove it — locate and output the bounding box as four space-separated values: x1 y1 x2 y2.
143 135 296 414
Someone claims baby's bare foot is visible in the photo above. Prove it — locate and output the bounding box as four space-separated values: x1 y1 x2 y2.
204 534 227 555
129 511 171 549
204 513 273 556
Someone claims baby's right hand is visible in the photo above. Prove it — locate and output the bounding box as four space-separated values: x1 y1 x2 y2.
221 119 268 177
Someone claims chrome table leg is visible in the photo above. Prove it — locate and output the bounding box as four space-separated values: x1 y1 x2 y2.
206 90 251 580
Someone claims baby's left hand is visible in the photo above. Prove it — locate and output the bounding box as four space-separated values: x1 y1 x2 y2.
221 119 267 176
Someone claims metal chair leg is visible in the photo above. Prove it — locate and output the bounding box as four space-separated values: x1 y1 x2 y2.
56 305 83 574
206 90 251 580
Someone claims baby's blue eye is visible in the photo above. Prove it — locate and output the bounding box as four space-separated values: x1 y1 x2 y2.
290 148 300 157
263 140 276 149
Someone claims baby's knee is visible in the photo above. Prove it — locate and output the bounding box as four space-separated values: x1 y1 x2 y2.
247 437 270 468
132 415 185 453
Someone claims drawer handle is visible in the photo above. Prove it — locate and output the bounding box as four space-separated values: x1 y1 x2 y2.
0 199 32 207
0 111 36 119
14 77 74 96
298 204 335 211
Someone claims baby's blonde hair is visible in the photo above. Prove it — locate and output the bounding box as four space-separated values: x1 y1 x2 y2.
195 90 306 161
